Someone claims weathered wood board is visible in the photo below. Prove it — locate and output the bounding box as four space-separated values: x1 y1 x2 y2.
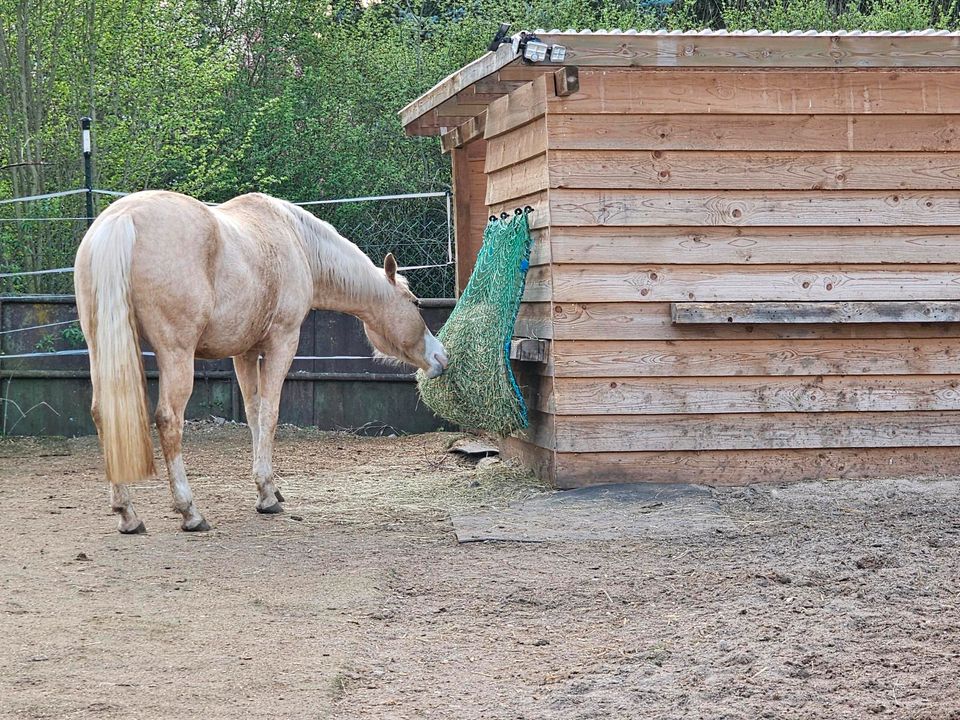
548 113 960 152
672 301 960 324
548 227 960 265
550 70 960 115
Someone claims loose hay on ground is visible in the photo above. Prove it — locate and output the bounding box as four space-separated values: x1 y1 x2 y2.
224 424 549 529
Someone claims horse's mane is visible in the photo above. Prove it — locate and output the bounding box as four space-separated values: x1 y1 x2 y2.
279 199 406 307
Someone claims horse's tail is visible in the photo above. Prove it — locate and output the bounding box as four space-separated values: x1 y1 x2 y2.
81 214 156 483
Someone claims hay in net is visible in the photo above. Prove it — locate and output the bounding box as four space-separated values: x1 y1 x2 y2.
417 211 534 436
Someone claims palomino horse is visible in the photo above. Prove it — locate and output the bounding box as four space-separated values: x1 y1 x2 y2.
74 191 448 533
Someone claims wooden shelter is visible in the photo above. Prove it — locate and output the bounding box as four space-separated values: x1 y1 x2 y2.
400 29 960 487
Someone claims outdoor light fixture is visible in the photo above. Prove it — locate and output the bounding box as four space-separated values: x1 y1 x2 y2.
523 39 549 62
81 116 92 154
512 32 568 64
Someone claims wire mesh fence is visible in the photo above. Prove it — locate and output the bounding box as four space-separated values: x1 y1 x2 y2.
0 188 454 299
298 192 453 299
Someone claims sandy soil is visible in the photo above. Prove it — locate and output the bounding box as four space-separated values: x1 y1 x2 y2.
1 423 958 720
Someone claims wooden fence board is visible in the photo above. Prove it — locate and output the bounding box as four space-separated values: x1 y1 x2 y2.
550 189 960 227
549 150 960 190
549 70 960 115
547 113 960 152
550 264 960 303
550 338 960 377
553 410 960 452
548 227 960 265
553 375 960 415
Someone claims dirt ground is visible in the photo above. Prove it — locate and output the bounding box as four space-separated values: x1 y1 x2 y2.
1 422 958 720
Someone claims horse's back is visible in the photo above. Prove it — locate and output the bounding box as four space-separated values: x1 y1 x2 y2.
77 190 312 359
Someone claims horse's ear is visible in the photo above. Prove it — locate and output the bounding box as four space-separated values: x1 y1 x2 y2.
384 253 398 285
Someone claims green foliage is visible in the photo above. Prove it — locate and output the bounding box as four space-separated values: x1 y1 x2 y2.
723 0 960 30
61 325 85 347
34 333 55 353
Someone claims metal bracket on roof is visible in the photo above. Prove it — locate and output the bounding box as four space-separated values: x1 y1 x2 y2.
487 23 512 52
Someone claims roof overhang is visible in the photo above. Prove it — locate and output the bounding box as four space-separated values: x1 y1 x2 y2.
400 28 960 137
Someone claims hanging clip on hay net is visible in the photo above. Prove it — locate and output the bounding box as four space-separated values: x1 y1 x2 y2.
417 208 535 436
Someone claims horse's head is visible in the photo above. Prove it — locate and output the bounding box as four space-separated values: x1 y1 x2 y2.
363 254 448 378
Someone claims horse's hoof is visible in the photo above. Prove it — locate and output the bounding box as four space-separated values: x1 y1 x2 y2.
183 518 211 532
257 502 284 515
119 521 147 535
274 489 285 503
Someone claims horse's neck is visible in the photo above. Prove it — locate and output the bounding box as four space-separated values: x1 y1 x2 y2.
294 209 388 320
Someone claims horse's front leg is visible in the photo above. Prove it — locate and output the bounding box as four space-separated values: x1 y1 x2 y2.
251 333 299 514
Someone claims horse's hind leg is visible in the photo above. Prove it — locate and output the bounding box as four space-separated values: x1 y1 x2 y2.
155 350 209 531
93 399 147 534
88 348 146 534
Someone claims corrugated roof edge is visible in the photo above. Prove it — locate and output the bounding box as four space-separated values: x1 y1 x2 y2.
531 28 960 35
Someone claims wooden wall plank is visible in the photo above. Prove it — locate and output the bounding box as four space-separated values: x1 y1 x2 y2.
550 338 960 378
552 447 960 489
551 302 960 340
451 144 473 296
549 150 960 190
487 190 550 230
547 114 960 152
500 436 555 482
549 70 960 115
451 139 489 295
484 74 549 140
528 228 552 267
540 34 960 69
553 410 960 452
485 117 547 173
553 375 960 415
515 302 553 339
521 264 552 303
513 408 556 450
485 153 548 206
548 227 960 265
550 264 960 303
672 300 960 324
550 189 960 227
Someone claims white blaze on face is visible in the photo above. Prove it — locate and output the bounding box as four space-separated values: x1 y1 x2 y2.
423 329 448 378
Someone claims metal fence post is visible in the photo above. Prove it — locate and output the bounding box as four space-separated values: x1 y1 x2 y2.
80 117 94 229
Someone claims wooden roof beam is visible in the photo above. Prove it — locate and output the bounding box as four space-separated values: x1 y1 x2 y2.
440 111 487 154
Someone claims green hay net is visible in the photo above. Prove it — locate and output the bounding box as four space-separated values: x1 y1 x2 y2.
417 209 535 436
